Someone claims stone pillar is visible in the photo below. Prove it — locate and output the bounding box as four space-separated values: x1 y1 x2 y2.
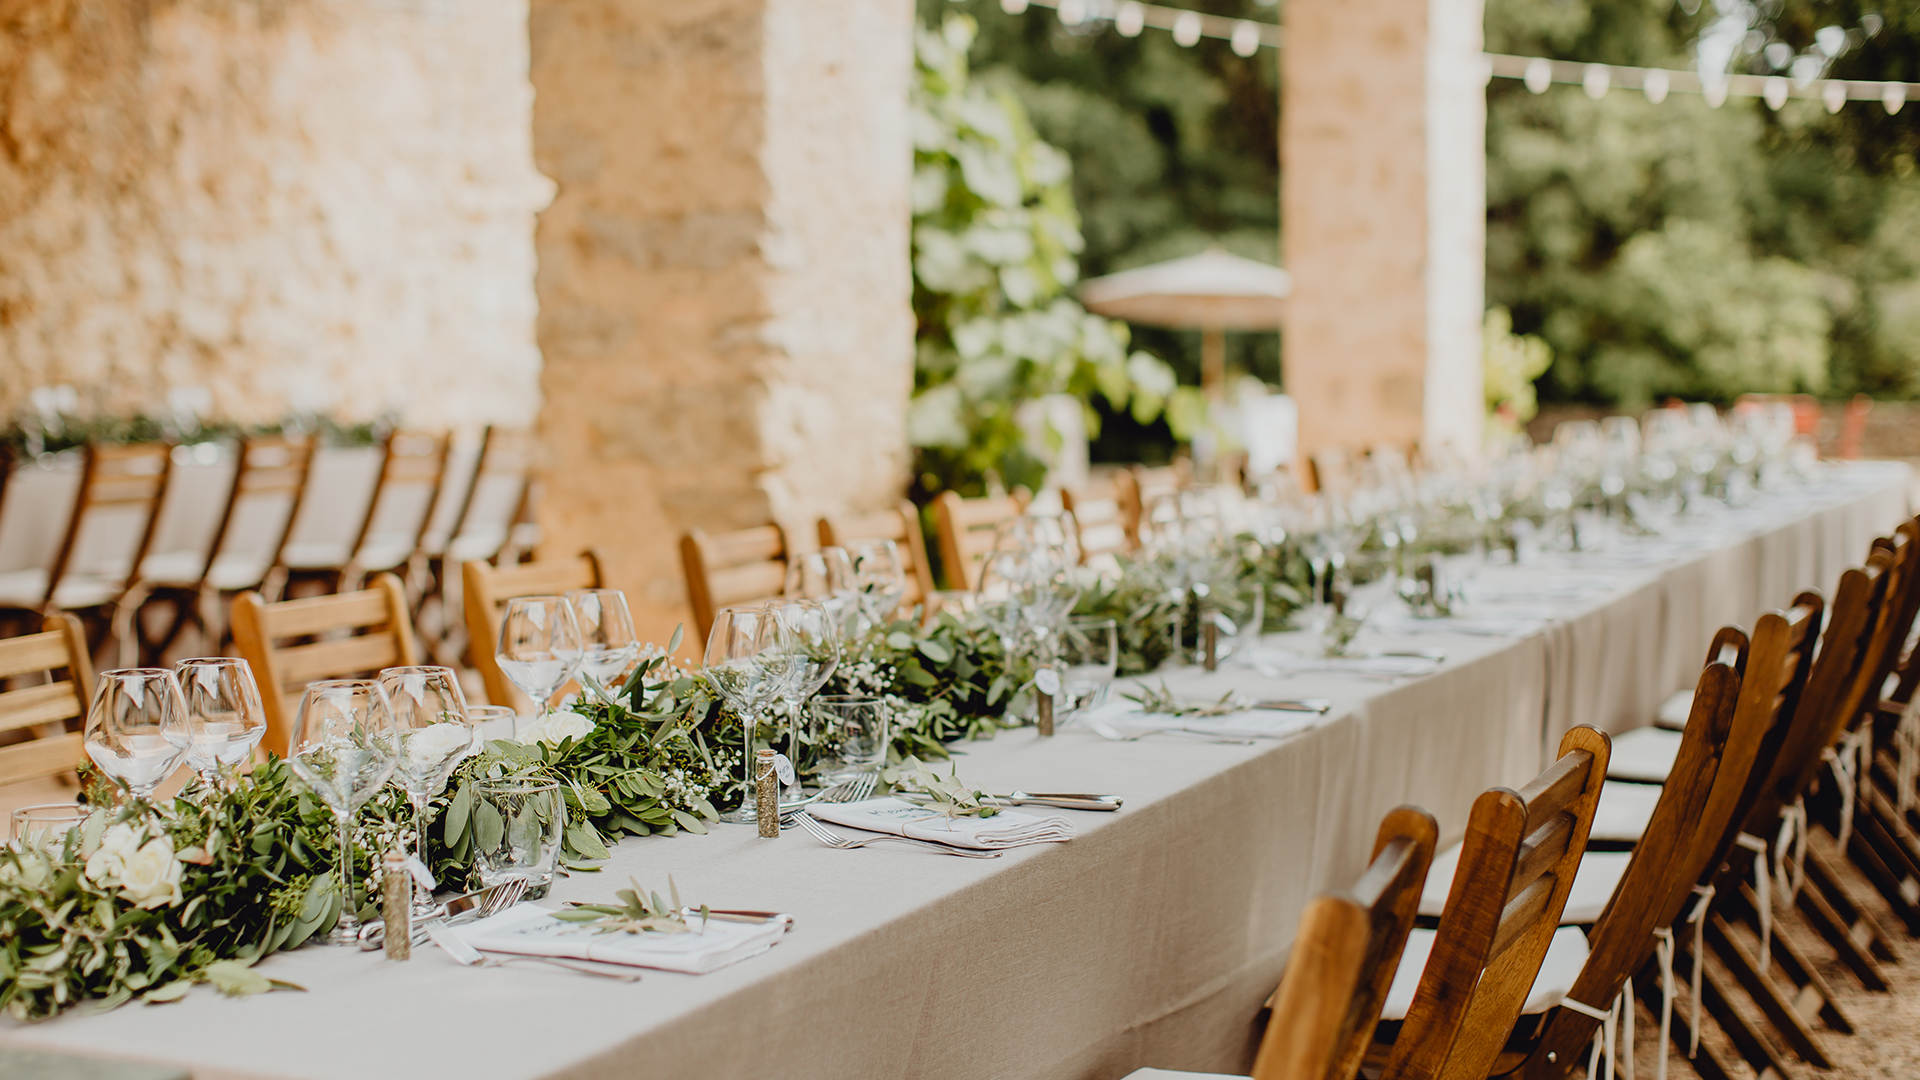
530 0 915 647
1280 0 1485 461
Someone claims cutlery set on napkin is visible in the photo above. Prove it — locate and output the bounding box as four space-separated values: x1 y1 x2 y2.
450 906 793 976
808 797 1078 849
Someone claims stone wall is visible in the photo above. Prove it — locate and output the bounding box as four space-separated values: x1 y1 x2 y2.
530 0 914 646
0 0 551 430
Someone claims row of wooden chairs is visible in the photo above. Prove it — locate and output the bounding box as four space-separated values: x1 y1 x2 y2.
677 465 1193 641
0 426 536 668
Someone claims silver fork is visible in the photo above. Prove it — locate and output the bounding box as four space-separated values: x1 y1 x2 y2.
788 811 1001 858
818 772 877 804
477 877 529 917
424 921 642 982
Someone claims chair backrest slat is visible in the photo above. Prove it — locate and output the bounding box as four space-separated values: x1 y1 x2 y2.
1384 726 1609 1080
230 573 421 756
817 502 936 607
0 614 93 788
681 527 790 641
462 552 603 708
198 434 316 583
349 431 452 568
932 491 1030 591
44 441 173 604
1252 805 1438 1080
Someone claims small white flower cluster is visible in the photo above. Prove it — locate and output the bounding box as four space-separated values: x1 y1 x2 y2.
357 817 415 898
658 765 710 808
517 708 596 748
83 823 183 910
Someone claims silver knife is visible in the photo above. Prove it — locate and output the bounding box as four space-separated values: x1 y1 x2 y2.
1250 698 1332 713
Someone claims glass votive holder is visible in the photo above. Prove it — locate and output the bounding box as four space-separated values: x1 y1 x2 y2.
810 695 887 785
468 705 518 745
470 778 563 900
11 803 92 845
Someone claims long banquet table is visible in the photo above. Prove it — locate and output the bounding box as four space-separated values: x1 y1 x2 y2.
1 461 1910 1080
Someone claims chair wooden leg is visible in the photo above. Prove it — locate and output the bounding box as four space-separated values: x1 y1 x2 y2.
1672 943 1801 1080
1840 794 1920 935
1726 882 1856 1027
1704 912 1834 1068
1801 841 1899 970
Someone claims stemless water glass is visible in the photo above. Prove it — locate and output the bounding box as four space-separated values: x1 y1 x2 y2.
565 588 640 700
380 666 477 915
703 607 783 824
471 778 563 899
170 658 268 792
765 598 841 799
846 539 908 627
1060 617 1118 715
468 704 518 744
810 695 887 785
86 669 188 801
11 803 90 845
786 547 860 629
288 679 401 946
495 596 585 713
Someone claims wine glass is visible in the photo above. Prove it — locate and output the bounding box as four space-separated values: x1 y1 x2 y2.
845 540 907 627
765 598 842 800
86 669 188 802
785 547 860 629
380 666 476 915
1060 617 1118 716
703 607 784 824
495 596 584 714
288 680 401 946
565 589 640 701
169 658 267 793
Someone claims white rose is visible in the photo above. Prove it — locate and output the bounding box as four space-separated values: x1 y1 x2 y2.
118 837 183 909
84 823 141 885
407 723 477 768
520 709 594 748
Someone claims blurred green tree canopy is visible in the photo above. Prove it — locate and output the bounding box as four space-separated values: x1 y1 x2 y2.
932 0 1920 419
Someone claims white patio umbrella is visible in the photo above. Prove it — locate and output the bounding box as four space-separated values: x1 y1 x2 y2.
1076 247 1292 398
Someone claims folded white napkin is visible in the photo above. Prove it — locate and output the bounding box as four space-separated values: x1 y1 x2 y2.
1370 612 1550 638
808 797 1073 849
451 904 790 975
1082 698 1322 741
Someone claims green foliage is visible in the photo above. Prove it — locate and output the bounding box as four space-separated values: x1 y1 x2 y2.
1486 307 1555 433
909 14 1176 497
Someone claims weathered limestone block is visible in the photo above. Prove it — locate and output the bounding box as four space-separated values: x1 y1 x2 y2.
0 0 551 430
1281 0 1485 459
531 0 914 645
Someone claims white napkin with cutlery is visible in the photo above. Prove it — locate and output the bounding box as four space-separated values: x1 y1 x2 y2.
1250 648 1442 677
1082 698 1323 740
808 797 1074 849
451 904 790 975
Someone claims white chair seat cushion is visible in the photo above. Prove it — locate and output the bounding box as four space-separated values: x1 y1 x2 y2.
1606 726 1682 783
205 553 274 591
1655 689 1694 731
50 574 123 610
139 551 273 591
353 537 416 574
1382 926 1590 1021
1419 845 1633 924
1590 781 1661 843
136 551 207 587
1123 1072 1244 1079
280 541 353 570
0 569 47 606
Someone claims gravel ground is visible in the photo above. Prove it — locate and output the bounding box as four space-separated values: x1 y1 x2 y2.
1594 827 1920 1080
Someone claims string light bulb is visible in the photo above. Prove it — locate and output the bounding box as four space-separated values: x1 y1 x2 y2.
1703 77 1728 108
1582 64 1610 100
1643 68 1670 104
1230 19 1260 57
1823 81 1847 114
1057 0 1085 25
1763 76 1789 110
1172 11 1201 47
1115 1 1144 37
1524 58 1551 94
1886 83 1908 115
1000 0 1028 13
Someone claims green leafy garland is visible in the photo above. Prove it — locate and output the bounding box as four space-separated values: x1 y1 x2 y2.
0 544 1316 1020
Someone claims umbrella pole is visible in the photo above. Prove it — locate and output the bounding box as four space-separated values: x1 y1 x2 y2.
1201 325 1226 401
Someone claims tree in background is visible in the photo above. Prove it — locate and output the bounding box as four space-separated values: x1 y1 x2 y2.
942 0 1920 426
909 14 1179 499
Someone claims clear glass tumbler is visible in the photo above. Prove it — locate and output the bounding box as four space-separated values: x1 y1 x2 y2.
470 777 563 900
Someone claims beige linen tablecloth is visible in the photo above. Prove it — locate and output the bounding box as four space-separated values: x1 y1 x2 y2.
0 462 1906 1080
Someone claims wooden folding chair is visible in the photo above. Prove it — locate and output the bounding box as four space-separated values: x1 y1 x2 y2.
1126 807 1438 1080
131 433 317 661
230 573 421 757
680 526 791 643
0 614 93 790
1060 467 1138 566
931 490 1030 591
1372 725 1610 1080
0 441 173 663
417 426 538 642
461 550 604 710
817 503 935 609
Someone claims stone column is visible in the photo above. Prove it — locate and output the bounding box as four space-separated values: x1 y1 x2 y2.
1280 0 1486 461
530 0 915 647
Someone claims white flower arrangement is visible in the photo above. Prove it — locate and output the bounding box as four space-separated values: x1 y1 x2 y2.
82 822 183 910
516 708 597 748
